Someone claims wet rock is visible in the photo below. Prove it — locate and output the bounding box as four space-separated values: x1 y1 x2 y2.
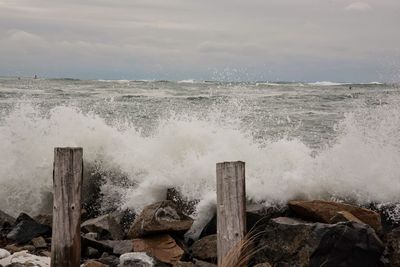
82 214 124 240
133 234 184 265
0 211 15 228
0 249 10 260
191 235 217 262
128 201 193 238
166 188 199 216
83 260 107 267
82 236 114 254
6 213 51 244
329 210 364 224
288 200 382 233
4 244 23 254
385 227 400 266
31 236 47 249
254 217 384 267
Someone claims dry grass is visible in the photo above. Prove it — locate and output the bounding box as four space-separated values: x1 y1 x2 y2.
219 230 266 267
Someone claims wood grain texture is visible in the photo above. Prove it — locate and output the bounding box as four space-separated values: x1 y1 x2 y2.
51 147 83 267
216 161 246 266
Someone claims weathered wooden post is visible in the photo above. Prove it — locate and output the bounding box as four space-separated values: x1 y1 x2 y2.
51 147 83 267
216 161 246 266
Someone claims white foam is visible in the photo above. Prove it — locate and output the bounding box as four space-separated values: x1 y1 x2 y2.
0 101 399 223
309 81 349 86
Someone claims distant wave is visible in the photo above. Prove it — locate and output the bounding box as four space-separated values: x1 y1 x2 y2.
177 79 197 84
97 79 130 83
309 81 350 86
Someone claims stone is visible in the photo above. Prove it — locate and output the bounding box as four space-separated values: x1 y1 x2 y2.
82 236 114 254
192 259 217 267
329 210 364 224
166 188 199 216
97 253 119 267
4 244 23 254
119 252 155 267
128 201 193 238
109 240 133 255
84 232 99 240
0 249 10 260
21 245 35 252
191 235 217 261
174 261 195 267
86 247 100 258
0 251 50 267
38 251 51 257
133 234 184 265
0 210 15 228
81 214 124 240
31 236 47 249
32 214 52 228
200 203 287 238
82 260 107 267
288 200 382 233
385 227 400 266
254 217 384 267
6 213 51 244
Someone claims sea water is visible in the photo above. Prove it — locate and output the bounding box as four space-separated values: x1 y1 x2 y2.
0 77 399 224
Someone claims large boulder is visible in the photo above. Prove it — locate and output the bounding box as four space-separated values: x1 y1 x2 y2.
254 217 384 267
81 214 124 240
128 201 193 238
288 200 382 233
385 227 400 266
191 235 217 262
132 234 184 265
6 213 51 244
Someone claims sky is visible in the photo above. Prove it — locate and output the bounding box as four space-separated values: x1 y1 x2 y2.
0 0 400 82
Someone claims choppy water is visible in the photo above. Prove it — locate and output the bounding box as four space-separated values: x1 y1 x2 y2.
0 77 399 224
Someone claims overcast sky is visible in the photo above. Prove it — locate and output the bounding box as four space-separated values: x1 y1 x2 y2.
1 0 399 82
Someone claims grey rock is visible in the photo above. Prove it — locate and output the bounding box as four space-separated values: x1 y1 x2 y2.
31 236 47 249
385 227 400 267
191 235 217 261
128 201 193 238
82 214 124 240
0 210 15 228
254 217 384 267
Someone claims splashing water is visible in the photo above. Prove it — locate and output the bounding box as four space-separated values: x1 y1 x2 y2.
0 79 399 224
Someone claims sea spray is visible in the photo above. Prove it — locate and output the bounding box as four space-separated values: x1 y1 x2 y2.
0 97 399 225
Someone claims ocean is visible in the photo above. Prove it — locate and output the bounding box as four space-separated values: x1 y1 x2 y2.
0 77 399 225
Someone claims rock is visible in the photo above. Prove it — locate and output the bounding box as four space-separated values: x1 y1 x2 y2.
33 214 52 228
288 200 382 233
38 251 51 257
83 260 108 267
4 244 23 254
6 213 51 244
97 253 119 267
329 210 364 224
200 203 287 238
133 234 184 265
20 245 35 252
385 227 400 266
109 240 133 255
191 235 217 261
82 236 114 254
31 236 47 249
119 252 168 267
192 259 217 267
82 214 124 240
86 247 101 258
166 188 199 216
0 211 15 228
84 232 99 240
254 217 384 267
128 201 193 238
174 261 195 267
0 251 50 267
0 249 10 260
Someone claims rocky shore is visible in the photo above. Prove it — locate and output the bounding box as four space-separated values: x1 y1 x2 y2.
1 189 400 267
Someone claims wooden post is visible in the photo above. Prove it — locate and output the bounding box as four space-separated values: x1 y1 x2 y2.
216 161 246 266
51 147 83 267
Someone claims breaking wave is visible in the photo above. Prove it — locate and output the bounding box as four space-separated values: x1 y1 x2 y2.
0 101 399 222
